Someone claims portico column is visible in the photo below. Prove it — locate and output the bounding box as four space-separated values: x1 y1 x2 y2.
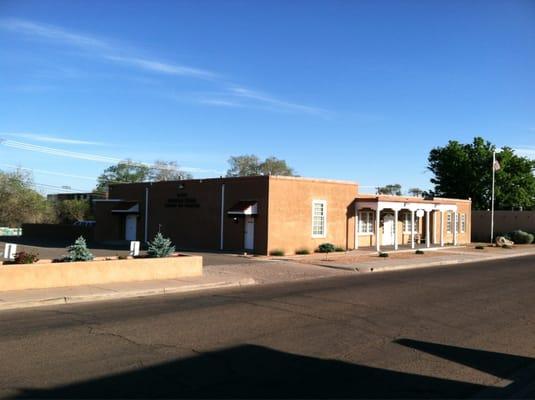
376 208 381 253
454 212 458 246
411 210 415 249
433 211 437 245
426 210 431 248
354 203 359 250
394 209 399 250
440 211 445 247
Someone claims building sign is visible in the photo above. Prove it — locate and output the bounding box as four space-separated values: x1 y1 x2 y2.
165 192 200 208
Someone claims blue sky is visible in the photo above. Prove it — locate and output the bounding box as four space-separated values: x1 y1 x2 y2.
1 0 534 194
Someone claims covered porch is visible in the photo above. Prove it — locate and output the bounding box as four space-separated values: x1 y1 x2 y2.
354 196 459 253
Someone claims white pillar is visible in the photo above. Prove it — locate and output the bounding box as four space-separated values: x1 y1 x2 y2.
426 210 431 248
440 211 445 247
394 209 399 250
411 210 415 249
433 211 437 245
354 203 359 250
453 211 458 246
376 208 381 253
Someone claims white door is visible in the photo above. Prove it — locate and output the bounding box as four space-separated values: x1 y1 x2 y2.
244 216 255 250
382 214 395 246
125 215 137 241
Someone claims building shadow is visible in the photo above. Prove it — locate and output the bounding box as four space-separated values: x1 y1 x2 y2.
12 344 494 399
394 338 535 398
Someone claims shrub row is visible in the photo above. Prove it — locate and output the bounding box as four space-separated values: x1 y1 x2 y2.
3 232 177 266
269 243 347 257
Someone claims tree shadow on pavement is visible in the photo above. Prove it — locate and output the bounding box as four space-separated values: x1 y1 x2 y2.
10 343 497 399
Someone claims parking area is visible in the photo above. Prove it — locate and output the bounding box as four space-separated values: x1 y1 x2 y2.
0 238 262 266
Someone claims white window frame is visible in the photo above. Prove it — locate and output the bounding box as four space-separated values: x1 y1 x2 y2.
446 212 452 233
311 200 327 238
403 212 414 233
460 213 466 233
358 211 374 235
455 213 460 233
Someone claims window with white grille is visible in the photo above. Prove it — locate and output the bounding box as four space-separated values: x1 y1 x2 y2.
358 211 374 234
312 200 327 238
461 213 466 233
447 213 452 233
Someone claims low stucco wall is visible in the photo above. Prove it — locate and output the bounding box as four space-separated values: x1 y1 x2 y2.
0 255 202 291
472 211 535 242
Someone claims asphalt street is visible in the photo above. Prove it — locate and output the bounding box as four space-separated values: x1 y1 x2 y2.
1 255 534 398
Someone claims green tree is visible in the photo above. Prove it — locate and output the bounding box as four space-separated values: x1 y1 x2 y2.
56 199 91 223
226 155 262 177
63 236 94 262
95 159 150 193
408 188 424 197
147 232 175 258
427 137 535 210
148 160 193 181
226 155 296 177
377 184 402 196
259 156 295 176
0 169 56 227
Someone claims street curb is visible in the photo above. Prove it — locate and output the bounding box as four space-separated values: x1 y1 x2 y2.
314 251 535 273
0 278 257 312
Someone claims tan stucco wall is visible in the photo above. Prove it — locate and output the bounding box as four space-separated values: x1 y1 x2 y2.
267 177 358 255
0 256 202 291
471 210 535 242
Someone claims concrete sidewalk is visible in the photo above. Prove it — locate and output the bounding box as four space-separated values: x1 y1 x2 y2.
313 246 535 272
0 273 256 312
0 260 349 312
1 246 533 312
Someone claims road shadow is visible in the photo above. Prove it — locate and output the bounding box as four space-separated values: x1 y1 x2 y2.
12 344 491 399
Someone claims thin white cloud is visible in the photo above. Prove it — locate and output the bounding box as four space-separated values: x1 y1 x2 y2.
513 147 535 158
0 18 329 116
0 139 222 174
104 55 216 79
0 18 216 80
0 18 108 49
228 86 330 116
3 132 106 146
0 163 97 180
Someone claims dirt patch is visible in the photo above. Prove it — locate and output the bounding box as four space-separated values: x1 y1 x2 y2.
290 250 448 266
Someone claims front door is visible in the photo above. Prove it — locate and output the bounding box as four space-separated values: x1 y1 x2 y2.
382 214 395 246
125 215 137 241
244 216 255 250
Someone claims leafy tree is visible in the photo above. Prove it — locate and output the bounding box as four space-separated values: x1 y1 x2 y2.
226 155 296 177
96 159 150 193
377 184 402 196
0 169 56 227
427 137 535 210
408 188 424 197
226 155 262 177
56 199 91 223
147 232 175 258
63 236 94 262
148 160 193 181
260 156 295 176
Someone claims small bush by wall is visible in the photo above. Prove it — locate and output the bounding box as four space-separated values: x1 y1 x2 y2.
509 230 534 244
317 243 335 253
269 249 285 256
295 248 310 255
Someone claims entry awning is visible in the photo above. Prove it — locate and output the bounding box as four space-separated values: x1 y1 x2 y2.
111 202 140 214
227 200 258 215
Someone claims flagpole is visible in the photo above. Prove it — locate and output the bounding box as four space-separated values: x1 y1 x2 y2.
490 150 496 243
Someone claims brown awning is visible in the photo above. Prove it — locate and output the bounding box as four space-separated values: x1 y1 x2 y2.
227 200 258 215
111 202 139 214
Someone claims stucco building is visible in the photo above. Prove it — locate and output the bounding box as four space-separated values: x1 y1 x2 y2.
93 175 471 254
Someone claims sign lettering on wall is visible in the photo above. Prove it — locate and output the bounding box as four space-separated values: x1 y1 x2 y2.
165 192 201 208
